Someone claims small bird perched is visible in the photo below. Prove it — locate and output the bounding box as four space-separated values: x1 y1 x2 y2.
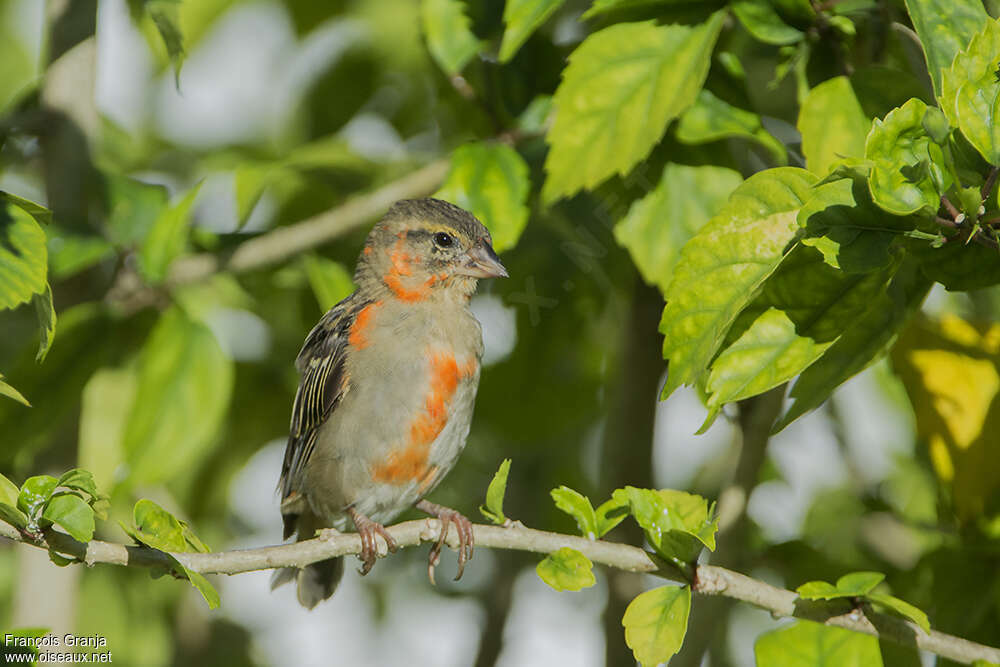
272 198 507 609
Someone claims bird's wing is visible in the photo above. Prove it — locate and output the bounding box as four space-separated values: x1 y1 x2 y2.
278 295 365 536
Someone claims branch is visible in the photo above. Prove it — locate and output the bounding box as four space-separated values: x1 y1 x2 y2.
169 159 450 285
107 159 450 313
2 520 998 664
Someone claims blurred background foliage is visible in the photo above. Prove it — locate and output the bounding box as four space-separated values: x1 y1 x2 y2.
0 0 999 665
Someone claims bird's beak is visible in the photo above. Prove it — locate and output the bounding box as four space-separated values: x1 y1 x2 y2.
458 241 508 279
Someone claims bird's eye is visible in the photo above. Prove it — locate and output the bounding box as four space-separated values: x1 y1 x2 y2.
433 232 455 248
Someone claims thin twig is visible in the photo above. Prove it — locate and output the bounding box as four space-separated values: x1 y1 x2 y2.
940 195 963 221
982 166 999 201
2 520 998 664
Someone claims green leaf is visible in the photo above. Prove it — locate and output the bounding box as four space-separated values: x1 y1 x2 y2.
732 0 805 45
1 191 53 226
122 307 234 486
867 592 931 633
104 174 169 247
302 254 355 312
146 0 186 84
798 77 870 177
614 163 742 294
0 502 28 530
622 585 691 666
595 496 629 538
234 164 272 230
32 284 56 363
612 487 718 562
542 13 725 203
41 493 95 543
755 621 882 666
943 18 1000 165
434 142 530 253
798 176 903 274
0 374 30 407
179 519 212 553
421 0 482 74
124 499 188 552
903 0 989 97
78 367 135 494
517 95 553 134
17 475 58 522
660 167 818 398
479 458 511 525
550 486 598 538
536 547 596 591
676 89 787 165
0 473 18 507
774 261 930 430
0 469 27 528
911 238 1000 290
48 231 114 279
56 469 101 501
499 0 565 62
139 183 202 284
865 98 953 215
0 200 48 310
122 499 219 608
797 571 885 599
186 570 221 609
795 580 841 599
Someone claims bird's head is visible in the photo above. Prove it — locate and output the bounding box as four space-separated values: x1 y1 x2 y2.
357 198 508 302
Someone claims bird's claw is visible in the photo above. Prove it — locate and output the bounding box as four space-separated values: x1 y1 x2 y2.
415 500 474 584
348 508 398 576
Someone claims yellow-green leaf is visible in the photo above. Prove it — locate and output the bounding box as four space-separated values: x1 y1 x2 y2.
480 458 511 525
542 13 724 203
0 374 30 407
536 547 596 591
434 143 530 253
421 0 481 74
499 0 564 62
705 245 897 412
622 585 691 666
139 183 202 284
676 89 787 165
755 621 882 666
122 307 234 486
867 592 931 633
32 284 56 363
41 493 95 543
732 0 805 45
865 99 952 215
614 163 742 294
798 77 870 177
0 200 47 310
903 0 989 97
891 314 1000 520
660 167 817 399
943 18 1000 165
774 261 930 431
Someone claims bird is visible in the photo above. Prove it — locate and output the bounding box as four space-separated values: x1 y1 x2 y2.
271 198 508 609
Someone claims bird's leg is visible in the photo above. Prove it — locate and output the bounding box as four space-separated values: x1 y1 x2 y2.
415 499 474 584
347 507 398 575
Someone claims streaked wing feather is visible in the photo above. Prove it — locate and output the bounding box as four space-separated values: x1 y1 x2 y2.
279 296 363 505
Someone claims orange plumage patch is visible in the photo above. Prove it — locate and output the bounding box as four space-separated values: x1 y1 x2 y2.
384 274 431 303
371 353 477 484
348 302 380 349
382 237 433 302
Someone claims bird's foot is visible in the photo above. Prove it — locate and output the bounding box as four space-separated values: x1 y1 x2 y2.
415 499 474 585
347 507 398 575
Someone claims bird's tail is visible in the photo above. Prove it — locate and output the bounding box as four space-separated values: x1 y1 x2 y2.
271 511 344 609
